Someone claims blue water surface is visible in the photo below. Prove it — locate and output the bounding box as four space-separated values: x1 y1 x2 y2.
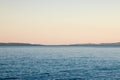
0 46 120 80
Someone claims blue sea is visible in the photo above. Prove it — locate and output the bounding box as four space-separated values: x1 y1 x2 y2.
0 46 120 80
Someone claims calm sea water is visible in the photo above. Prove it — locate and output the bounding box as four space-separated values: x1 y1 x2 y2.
0 46 120 80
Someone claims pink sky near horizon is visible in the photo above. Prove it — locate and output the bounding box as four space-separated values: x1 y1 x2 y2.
0 0 120 45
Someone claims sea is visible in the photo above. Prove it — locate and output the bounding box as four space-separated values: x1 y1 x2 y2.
0 46 120 80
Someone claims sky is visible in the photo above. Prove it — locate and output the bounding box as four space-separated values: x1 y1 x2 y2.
0 0 120 45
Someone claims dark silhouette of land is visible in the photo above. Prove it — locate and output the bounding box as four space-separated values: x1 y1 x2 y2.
0 43 43 46
0 42 120 47
68 42 120 47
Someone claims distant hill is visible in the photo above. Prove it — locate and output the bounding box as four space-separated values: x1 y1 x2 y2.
0 42 120 46
68 42 120 46
0 43 43 46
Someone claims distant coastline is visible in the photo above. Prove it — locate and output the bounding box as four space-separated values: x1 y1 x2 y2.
0 42 120 47
0 43 43 46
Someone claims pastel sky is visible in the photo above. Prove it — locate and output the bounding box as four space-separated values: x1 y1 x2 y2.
0 0 120 44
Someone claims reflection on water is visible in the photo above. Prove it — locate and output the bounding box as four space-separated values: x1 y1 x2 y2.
0 46 120 80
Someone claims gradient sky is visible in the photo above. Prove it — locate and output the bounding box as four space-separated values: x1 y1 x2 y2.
0 0 120 44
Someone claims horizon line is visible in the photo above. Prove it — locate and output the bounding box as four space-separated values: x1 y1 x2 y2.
0 42 120 46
